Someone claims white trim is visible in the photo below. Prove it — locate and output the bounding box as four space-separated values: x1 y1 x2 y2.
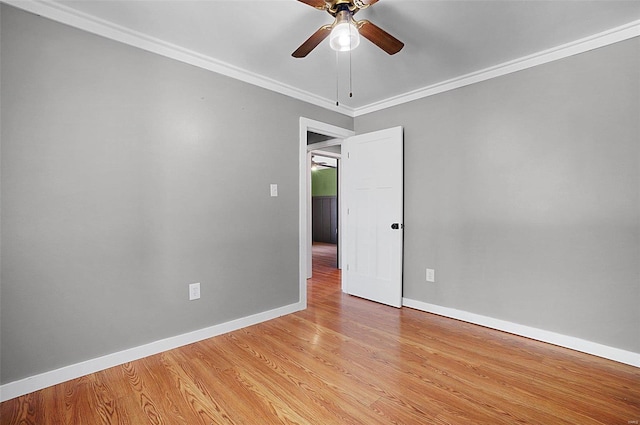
7 1 639 118
4 0 355 117
354 19 640 116
308 149 341 160
299 118 353 289
307 139 342 152
402 298 640 368
0 301 304 402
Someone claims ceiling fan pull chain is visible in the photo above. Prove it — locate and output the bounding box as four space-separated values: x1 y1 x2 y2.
336 51 340 106
349 21 354 98
349 42 353 98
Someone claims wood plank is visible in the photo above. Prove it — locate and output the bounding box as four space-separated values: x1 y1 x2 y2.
2 243 639 424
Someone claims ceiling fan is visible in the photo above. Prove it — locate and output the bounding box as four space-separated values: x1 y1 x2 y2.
292 0 404 58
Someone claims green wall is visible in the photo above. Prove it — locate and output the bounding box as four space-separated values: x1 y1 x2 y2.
312 168 337 197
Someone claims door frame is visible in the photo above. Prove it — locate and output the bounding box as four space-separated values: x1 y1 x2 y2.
299 118 354 307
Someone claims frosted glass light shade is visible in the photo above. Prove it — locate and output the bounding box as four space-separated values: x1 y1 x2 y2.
329 21 360 52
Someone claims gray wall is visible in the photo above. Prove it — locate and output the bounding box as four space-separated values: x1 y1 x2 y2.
0 5 351 384
356 38 640 353
2 2 638 386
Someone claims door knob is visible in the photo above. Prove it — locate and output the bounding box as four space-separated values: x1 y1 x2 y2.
391 223 403 230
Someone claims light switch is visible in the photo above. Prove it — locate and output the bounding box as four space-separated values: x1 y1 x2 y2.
189 282 200 300
270 184 278 197
426 268 435 283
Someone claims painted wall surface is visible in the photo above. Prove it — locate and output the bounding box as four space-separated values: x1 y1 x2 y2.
355 38 640 353
0 5 351 384
312 169 338 197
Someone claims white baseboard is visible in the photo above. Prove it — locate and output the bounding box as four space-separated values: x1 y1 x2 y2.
0 301 304 402
402 298 640 368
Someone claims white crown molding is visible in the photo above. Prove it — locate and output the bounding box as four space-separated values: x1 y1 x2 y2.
0 301 305 402
354 19 640 116
3 0 356 117
403 298 640 368
5 1 638 119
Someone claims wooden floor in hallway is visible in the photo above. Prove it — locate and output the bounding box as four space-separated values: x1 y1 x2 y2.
2 242 639 424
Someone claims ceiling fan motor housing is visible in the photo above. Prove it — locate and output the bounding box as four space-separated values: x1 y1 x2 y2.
328 1 357 16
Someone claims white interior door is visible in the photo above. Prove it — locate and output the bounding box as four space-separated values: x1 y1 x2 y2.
342 126 403 308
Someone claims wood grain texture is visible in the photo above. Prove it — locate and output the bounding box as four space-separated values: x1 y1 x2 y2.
2 242 639 424
292 25 331 58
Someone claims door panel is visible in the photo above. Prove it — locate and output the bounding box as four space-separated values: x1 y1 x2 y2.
342 127 403 308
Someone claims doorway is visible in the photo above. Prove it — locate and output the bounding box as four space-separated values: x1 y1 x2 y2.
310 150 340 284
310 150 339 263
299 119 404 310
298 118 354 307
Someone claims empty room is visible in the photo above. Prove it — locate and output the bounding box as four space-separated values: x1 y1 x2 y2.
1 1 639 423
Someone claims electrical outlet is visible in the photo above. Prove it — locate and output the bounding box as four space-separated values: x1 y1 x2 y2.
426 268 435 283
189 282 201 300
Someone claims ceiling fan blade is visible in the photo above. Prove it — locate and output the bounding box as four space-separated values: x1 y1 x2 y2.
357 20 404 55
292 25 332 58
297 0 328 10
356 0 379 6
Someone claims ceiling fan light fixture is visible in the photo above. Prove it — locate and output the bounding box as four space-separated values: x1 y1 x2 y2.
329 11 360 52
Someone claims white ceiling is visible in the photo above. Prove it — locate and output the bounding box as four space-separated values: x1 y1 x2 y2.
14 0 640 115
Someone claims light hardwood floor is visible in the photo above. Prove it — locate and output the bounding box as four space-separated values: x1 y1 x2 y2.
2 242 639 424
